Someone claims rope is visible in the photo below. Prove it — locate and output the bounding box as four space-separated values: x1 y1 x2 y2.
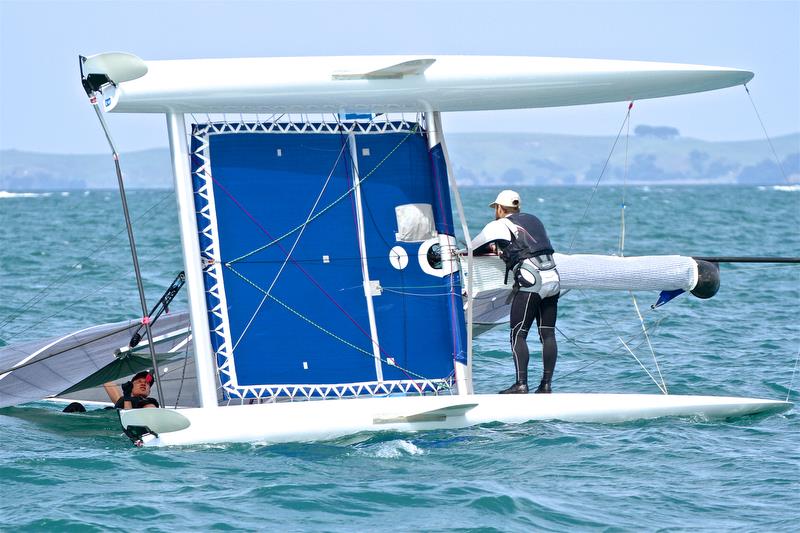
618 335 668 395
4 244 180 341
0 191 177 337
204 124 431 388
788 344 800 402
552 317 666 383
227 124 419 265
568 103 633 252
193 120 461 395
223 264 434 384
744 84 798 401
619 102 633 256
630 292 668 394
172 334 192 408
573 289 668 393
233 254 461 265
743 84 790 182
716 264 800 273
231 139 348 351
209 173 395 363
381 289 454 297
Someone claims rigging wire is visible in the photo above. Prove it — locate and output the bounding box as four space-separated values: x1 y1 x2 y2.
233 253 460 265
567 102 633 253
553 318 666 383
223 263 435 384
203 125 431 389
620 102 666 392
618 335 667 395
788 344 800 402
575 289 667 393
172 333 192 409
0 191 177 336
209 169 406 383
84 91 164 404
3 244 182 341
743 84 790 182
231 138 348 351
563 101 669 393
226 124 419 265
618 102 633 256
630 292 668 394
744 84 799 400
381 289 454 297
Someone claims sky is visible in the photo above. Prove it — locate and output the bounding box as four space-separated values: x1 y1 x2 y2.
0 0 798 154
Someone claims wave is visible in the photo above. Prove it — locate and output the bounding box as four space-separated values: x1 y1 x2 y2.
757 185 800 192
0 191 53 198
356 438 426 458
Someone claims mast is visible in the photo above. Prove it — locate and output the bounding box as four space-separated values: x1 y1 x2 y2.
82 89 165 404
166 113 219 408
425 111 474 395
347 132 384 382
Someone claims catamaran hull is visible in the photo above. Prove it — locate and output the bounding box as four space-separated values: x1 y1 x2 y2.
87 54 754 114
119 393 791 447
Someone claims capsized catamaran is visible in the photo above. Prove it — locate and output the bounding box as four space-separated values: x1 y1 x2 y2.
0 53 792 446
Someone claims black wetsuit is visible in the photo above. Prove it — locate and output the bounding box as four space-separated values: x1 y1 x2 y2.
114 396 159 409
505 213 558 390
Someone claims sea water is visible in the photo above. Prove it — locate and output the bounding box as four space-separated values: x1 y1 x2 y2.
0 186 798 531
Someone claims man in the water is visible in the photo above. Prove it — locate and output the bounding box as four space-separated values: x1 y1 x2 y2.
103 371 159 409
471 190 559 394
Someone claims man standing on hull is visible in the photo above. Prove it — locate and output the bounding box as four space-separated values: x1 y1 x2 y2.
471 190 559 394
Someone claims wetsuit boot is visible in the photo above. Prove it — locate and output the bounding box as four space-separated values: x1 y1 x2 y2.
499 382 529 394
534 371 553 394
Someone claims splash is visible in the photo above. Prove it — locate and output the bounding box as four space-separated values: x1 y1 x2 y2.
362 439 425 458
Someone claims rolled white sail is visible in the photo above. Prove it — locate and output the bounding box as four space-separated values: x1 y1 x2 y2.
468 254 700 294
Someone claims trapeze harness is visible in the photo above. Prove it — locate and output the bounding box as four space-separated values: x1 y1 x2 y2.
114 396 159 409
498 214 560 300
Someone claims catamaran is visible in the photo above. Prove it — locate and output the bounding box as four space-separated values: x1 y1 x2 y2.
0 53 792 447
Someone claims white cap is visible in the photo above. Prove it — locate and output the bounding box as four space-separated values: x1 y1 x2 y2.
489 190 521 209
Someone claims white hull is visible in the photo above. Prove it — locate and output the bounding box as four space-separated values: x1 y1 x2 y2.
90 54 753 114
120 393 791 447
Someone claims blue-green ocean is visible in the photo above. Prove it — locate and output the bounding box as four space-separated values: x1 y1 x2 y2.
1 186 798 531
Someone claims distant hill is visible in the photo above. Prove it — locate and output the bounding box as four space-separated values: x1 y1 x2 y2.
1 131 798 189
0 148 171 190
445 131 799 186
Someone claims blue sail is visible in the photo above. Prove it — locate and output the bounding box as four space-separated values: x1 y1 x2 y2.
190 121 466 400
